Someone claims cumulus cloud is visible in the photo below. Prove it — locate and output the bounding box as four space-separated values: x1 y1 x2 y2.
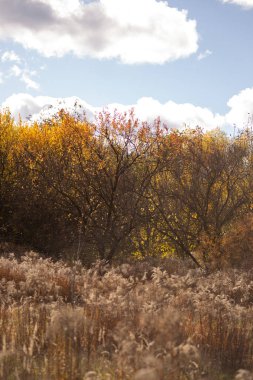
1 93 56 120
0 93 223 130
1 93 97 121
222 0 253 9
104 90 253 131
105 97 223 130
0 0 199 64
225 88 253 127
3 88 253 131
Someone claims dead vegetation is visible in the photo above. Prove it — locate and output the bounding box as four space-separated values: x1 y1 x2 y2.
0 251 252 379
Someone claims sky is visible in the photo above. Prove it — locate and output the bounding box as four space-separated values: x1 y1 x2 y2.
1 0 253 131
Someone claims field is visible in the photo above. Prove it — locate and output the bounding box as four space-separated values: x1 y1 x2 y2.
0 248 252 380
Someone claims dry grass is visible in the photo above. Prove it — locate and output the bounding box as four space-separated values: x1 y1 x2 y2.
0 251 252 379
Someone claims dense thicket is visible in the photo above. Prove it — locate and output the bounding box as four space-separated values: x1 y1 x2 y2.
1 110 253 268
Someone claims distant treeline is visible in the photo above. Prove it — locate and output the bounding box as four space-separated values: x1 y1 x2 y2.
1 109 253 268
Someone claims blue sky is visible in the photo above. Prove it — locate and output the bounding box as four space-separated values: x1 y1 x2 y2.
1 0 253 130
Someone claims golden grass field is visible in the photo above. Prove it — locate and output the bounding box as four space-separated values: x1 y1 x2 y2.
0 248 252 380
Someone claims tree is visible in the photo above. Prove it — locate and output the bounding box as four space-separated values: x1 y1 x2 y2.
151 128 250 266
14 111 161 262
0 111 16 242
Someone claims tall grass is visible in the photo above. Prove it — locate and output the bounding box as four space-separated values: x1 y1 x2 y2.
0 250 252 379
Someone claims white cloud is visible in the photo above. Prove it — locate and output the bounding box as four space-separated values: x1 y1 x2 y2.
105 97 223 130
3 88 253 132
0 0 199 64
197 49 212 61
1 93 56 120
10 65 22 77
39 0 81 17
0 93 224 130
9 65 40 90
222 0 253 9
1 50 21 63
1 93 97 122
0 72 3 84
225 88 253 128
20 72 39 90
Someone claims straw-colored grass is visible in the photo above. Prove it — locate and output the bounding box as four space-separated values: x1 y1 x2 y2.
0 252 252 380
